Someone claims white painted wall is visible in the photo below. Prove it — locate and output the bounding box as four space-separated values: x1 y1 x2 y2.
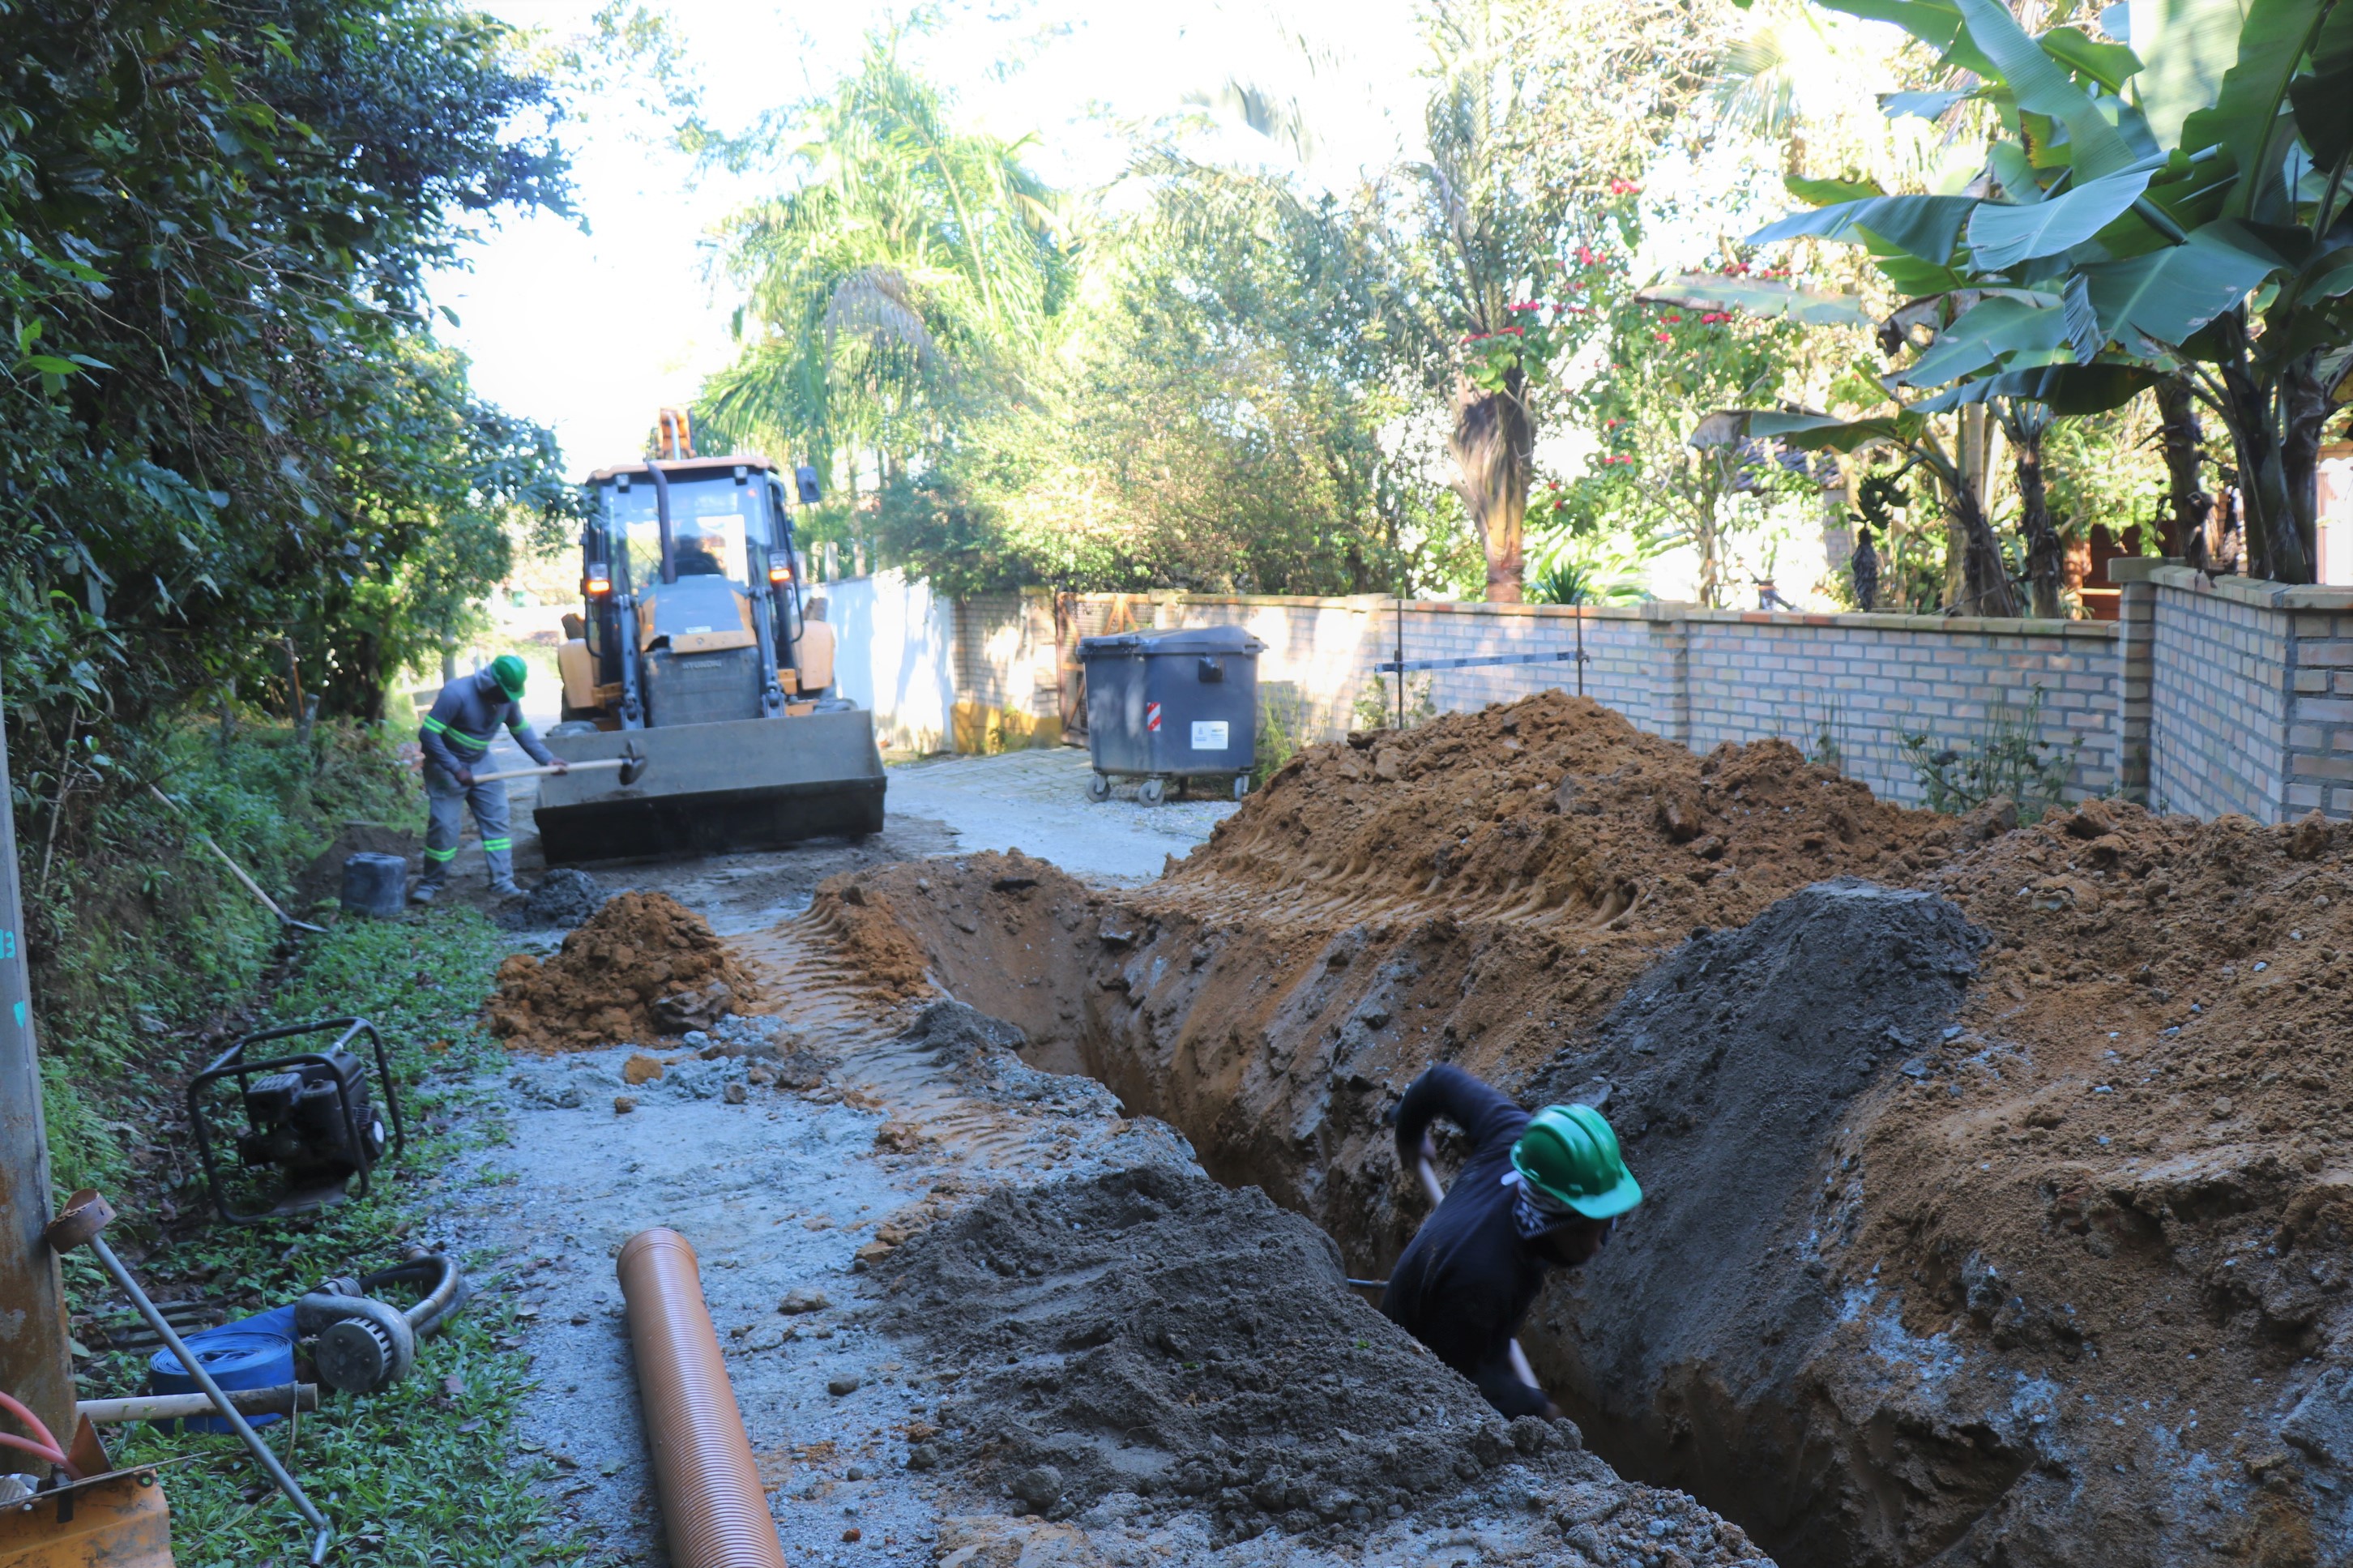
818 570 958 754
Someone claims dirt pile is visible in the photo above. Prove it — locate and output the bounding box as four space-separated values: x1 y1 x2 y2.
520 867 604 928
1181 690 1958 924
806 876 932 998
878 1163 1762 1562
486 891 763 1052
1518 881 1988 1563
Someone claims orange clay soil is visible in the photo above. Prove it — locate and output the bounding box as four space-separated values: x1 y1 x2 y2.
486 891 763 1052
795 694 2353 1568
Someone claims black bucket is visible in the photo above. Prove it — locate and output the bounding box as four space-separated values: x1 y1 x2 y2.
339 852 408 918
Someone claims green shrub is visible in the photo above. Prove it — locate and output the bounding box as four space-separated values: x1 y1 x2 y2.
1897 687 2082 822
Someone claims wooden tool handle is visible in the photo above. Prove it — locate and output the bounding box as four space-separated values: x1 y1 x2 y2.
472 758 626 784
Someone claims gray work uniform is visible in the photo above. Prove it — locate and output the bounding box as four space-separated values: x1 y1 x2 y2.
415 670 556 889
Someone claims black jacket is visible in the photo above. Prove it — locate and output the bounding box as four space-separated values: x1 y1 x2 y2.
1381 1065 1553 1418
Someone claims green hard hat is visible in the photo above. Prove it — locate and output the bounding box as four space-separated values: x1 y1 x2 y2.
490 654 528 699
1511 1104 1643 1220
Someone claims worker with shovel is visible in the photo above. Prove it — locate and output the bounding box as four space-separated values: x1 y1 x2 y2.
412 654 566 904
1381 1065 1641 1419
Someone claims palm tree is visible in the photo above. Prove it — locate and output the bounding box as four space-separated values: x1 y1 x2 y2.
698 38 1069 497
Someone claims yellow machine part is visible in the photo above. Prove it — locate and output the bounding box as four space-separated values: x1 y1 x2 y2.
557 638 595 711
0 1473 173 1568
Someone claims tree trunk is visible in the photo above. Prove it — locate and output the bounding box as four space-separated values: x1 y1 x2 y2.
1450 374 1530 602
2154 375 2210 561
2212 318 2317 584
1695 456 1732 609
2278 357 2325 583
2014 423 2063 618
1949 484 2021 617
1951 406 2020 617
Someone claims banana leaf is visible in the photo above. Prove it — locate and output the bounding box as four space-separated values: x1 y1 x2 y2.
1750 194 1978 262
2037 27 2144 92
2132 0 2252 148
2289 0 2353 168
1636 276 1873 325
1892 295 2074 385
1787 173 1888 204
1912 363 2163 412
2082 220 2283 342
1813 0 1997 76
1954 0 2140 179
1744 410 1926 451
2178 0 2330 219
1966 167 2157 269
1882 90 1975 120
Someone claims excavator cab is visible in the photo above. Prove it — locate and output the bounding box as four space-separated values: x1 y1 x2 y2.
536 452 886 863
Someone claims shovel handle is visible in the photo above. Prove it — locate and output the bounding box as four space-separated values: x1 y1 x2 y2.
472 758 628 784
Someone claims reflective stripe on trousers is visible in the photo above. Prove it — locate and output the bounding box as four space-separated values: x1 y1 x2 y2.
418 763 514 886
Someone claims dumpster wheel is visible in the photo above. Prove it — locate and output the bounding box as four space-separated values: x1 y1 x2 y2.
1087 771 1112 803
1138 777 1167 807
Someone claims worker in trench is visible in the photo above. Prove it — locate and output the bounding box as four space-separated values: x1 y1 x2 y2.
412 653 566 904
1381 1064 1642 1419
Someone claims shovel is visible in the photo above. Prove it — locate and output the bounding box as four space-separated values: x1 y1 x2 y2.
475 743 648 787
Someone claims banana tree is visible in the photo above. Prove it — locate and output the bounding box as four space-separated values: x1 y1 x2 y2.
1696 402 2028 613
1748 0 2353 584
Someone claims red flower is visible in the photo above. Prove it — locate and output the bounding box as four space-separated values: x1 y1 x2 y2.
1663 313 1683 323
1652 329 1672 341
1607 178 1642 195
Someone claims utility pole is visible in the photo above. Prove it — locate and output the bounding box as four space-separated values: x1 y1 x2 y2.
0 688 75 1445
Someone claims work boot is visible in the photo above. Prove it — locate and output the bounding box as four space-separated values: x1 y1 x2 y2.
408 882 440 905
489 878 526 900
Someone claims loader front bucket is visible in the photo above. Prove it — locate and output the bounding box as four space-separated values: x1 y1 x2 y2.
535 711 886 864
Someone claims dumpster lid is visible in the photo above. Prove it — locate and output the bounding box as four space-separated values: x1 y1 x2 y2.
1078 624 1266 656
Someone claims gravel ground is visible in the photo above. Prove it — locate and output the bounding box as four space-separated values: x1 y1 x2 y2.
883 748 1238 885
444 1029 947 1567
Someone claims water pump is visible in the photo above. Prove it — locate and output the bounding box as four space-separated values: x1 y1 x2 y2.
188 1018 405 1224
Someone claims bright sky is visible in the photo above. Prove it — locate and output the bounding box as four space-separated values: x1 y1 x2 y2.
429 0 1429 473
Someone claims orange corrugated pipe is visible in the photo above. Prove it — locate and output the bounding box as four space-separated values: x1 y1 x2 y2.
616 1228 786 1568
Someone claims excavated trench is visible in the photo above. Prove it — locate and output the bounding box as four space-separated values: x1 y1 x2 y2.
803 695 2353 1567
838 859 2012 1567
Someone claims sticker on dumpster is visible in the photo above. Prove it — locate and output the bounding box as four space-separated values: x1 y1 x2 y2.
1191 720 1228 750
1146 703 1163 732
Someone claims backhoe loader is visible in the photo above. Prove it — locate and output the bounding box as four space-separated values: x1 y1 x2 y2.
535 448 884 862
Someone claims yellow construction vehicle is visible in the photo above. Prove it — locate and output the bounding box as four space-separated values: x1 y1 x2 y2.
536 429 883 862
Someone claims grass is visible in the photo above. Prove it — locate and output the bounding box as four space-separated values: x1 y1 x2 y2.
71 907 587 1567
31 716 423 1196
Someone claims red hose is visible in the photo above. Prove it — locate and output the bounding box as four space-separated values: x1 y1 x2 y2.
0 1390 77 1480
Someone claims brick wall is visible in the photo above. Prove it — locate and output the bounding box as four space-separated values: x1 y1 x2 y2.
826 566 2353 826
2139 566 2353 820
1678 612 2116 806
2146 572 2291 818
1121 594 2116 810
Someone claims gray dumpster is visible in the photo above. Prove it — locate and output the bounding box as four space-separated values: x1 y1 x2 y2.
1078 625 1265 805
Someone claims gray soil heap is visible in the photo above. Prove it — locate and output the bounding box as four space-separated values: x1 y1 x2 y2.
1524 881 1988 1563
879 1164 1542 1537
